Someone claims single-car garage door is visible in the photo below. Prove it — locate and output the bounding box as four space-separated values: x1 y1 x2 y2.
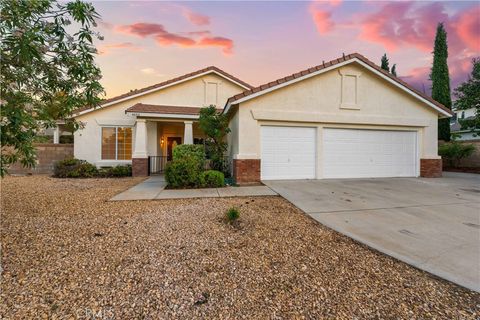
261 126 316 180
323 128 418 178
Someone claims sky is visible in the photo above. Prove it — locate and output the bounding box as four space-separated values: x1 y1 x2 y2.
91 0 480 98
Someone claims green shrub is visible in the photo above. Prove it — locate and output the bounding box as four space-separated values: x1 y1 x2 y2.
200 170 225 188
173 144 205 168
54 158 98 178
54 158 82 177
98 165 132 177
439 142 475 167
225 207 240 223
165 157 202 188
33 135 51 143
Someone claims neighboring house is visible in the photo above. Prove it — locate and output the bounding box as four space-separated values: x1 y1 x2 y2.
73 53 452 183
450 107 479 140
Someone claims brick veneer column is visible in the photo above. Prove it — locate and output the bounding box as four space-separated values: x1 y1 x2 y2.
420 158 442 178
233 159 261 184
132 158 148 177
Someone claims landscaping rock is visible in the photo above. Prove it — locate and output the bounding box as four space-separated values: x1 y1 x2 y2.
1 176 478 319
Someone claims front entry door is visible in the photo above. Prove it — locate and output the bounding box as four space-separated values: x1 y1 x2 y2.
167 137 182 161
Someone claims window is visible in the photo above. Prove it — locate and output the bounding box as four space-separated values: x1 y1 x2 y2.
461 111 465 119
101 127 132 160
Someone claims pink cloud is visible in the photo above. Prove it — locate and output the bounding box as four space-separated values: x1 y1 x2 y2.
183 9 210 26
116 23 166 37
358 2 479 55
452 6 480 52
116 22 234 55
98 42 143 55
155 33 196 47
197 36 234 55
311 9 334 34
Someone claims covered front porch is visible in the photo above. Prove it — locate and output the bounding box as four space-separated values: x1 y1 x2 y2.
127 104 207 176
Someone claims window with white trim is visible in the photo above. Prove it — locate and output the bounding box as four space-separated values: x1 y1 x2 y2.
101 127 132 160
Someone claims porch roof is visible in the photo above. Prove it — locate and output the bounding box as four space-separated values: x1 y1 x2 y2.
125 103 203 115
125 103 224 118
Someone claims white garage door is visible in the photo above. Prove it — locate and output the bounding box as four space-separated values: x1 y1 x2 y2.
323 128 418 178
261 126 316 180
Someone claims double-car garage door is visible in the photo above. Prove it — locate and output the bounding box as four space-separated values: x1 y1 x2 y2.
261 126 418 180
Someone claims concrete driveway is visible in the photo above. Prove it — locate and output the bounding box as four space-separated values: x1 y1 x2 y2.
264 172 480 292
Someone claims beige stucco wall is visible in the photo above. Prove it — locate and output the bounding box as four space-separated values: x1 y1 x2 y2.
230 62 441 178
74 73 245 165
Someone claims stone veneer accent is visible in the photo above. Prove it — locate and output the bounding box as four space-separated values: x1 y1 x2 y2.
132 158 149 177
420 158 442 178
233 159 261 184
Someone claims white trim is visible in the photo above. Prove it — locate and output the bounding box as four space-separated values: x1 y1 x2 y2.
76 70 250 117
224 58 452 118
126 112 199 119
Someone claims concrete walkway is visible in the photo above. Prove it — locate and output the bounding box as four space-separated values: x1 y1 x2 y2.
110 175 277 201
264 172 480 292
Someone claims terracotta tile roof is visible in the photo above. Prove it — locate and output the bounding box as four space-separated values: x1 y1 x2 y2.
75 66 252 115
226 53 453 116
125 103 222 115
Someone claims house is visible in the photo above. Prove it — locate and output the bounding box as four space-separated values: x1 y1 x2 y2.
450 107 479 140
73 53 452 183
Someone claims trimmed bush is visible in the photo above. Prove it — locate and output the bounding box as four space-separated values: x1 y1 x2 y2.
98 165 132 177
54 158 98 178
225 207 240 223
439 142 475 167
200 170 225 188
165 157 202 188
54 158 131 178
173 144 205 168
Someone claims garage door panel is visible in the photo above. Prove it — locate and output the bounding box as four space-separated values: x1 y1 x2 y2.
323 128 417 179
261 126 316 180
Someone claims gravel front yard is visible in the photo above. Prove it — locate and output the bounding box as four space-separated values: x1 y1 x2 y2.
1 176 479 319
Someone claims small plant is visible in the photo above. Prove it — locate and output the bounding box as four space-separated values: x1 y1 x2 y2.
439 142 475 167
199 170 225 188
225 207 240 223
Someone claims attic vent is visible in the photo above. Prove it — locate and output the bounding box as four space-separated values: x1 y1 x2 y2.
339 68 362 110
205 82 218 106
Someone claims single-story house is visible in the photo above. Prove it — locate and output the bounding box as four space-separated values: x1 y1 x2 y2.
73 53 452 183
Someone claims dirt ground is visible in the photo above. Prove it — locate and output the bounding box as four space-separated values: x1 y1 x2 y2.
1 176 478 319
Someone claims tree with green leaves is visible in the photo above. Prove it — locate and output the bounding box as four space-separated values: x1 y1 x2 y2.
454 58 480 135
391 64 397 77
0 0 104 176
429 23 452 141
381 53 390 72
199 105 231 173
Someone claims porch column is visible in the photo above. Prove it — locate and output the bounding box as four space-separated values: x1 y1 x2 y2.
184 121 193 144
53 126 60 144
132 119 148 176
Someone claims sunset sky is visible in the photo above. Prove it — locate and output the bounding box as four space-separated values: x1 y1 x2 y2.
92 1 480 99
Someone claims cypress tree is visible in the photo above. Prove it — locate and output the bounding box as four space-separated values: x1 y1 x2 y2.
381 54 390 72
391 64 397 77
429 23 452 141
